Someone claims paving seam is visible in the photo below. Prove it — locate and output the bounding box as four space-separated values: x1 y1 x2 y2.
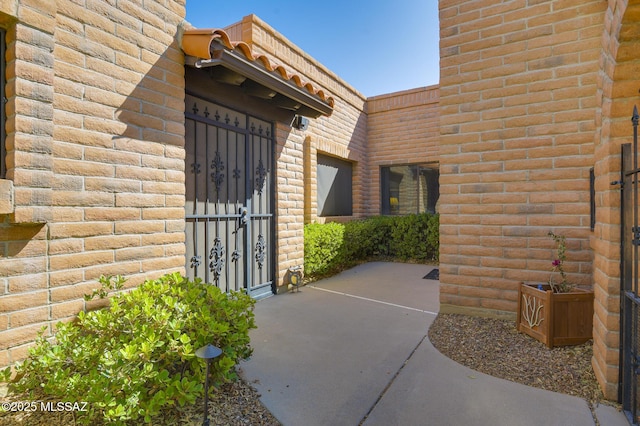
358 333 428 426
306 285 435 425
306 285 438 316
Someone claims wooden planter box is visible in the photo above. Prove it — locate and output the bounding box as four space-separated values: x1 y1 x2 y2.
516 283 594 348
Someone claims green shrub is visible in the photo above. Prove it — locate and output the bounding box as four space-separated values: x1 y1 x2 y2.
342 216 394 259
1 273 256 425
389 213 440 261
304 213 439 279
304 222 346 276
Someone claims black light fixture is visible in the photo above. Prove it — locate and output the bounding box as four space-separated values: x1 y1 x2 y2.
292 115 309 131
195 344 223 426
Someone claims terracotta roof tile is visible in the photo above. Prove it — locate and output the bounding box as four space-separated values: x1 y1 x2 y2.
182 28 334 110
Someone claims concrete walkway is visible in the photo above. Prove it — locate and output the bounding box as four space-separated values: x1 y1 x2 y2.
240 262 629 426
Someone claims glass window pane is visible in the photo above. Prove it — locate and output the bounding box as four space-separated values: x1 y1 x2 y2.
317 154 352 216
381 164 439 215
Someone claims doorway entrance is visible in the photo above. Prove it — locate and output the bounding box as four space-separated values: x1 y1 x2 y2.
184 94 275 299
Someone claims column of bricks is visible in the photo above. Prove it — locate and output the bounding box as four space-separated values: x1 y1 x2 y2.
0 1 56 366
439 0 605 316
591 0 635 401
0 1 187 367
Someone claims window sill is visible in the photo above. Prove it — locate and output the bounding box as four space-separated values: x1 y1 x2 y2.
0 179 14 214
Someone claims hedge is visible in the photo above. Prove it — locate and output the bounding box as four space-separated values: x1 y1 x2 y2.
304 213 439 279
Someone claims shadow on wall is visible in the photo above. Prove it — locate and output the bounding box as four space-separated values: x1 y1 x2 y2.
114 40 186 149
3 222 45 257
67 20 188 280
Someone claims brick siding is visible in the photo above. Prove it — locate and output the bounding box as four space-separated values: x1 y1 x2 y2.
0 1 186 365
367 87 440 216
438 0 632 399
439 0 604 312
230 16 369 288
1 0 632 405
591 0 636 400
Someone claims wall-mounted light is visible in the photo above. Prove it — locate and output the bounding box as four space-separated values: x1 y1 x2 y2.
292 115 309 131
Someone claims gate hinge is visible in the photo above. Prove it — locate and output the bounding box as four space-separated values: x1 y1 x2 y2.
634 354 640 375
633 227 640 246
611 180 624 187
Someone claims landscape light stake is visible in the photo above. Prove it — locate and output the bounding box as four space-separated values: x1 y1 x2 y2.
195 344 223 426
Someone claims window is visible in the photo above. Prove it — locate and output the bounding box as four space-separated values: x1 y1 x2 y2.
317 154 352 216
0 28 5 179
381 164 439 215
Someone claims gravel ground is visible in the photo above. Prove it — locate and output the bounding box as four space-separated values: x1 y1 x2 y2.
1 312 621 425
0 377 280 426
428 313 610 407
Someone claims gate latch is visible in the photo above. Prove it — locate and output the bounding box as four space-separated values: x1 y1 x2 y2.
634 354 640 375
239 207 249 226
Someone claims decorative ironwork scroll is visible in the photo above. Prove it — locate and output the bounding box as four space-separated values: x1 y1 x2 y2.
209 237 225 281
256 160 267 195
190 162 201 174
210 151 225 192
255 234 266 269
190 255 201 269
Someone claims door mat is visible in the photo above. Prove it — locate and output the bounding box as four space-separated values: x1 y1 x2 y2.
423 268 439 280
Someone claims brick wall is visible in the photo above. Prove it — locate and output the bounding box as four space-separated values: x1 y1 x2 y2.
0 0 186 366
229 16 369 287
438 0 605 316
367 87 440 216
591 0 636 401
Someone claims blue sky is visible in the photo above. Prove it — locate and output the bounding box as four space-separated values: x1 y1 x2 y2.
185 1 440 97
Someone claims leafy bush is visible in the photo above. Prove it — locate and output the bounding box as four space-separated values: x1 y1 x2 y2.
342 216 394 259
304 222 346 276
304 213 439 279
1 273 256 425
389 213 440 261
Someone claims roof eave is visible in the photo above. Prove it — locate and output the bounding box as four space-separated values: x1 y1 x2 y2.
182 29 334 119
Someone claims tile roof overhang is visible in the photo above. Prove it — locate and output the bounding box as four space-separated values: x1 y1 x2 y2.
182 29 334 118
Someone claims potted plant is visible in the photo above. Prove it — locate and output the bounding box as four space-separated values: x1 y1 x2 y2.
516 232 594 348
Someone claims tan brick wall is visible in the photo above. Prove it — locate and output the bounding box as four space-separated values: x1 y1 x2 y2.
367 86 440 216
276 123 305 284
235 16 442 287
230 16 369 287
0 0 186 366
439 0 605 315
437 0 640 400
591 0 636 401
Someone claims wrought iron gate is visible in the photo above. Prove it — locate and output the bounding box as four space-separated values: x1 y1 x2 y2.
184 94 274 299
621 106 640 425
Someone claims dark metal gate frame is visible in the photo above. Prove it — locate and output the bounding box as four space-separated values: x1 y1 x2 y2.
620 106 640 425
184 93 275 299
